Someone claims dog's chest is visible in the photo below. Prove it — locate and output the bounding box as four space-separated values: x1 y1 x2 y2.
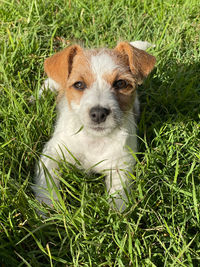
64 128 136 172
78 134 118 168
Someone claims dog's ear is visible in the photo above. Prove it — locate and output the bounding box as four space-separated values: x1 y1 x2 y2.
115 42 156 84
44 45 83 88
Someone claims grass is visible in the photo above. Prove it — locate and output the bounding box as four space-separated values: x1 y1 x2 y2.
0 0 200 266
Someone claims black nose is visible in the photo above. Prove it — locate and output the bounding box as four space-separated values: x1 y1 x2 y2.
89 106 111 123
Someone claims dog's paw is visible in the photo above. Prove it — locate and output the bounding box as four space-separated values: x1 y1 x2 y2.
29 78 60 102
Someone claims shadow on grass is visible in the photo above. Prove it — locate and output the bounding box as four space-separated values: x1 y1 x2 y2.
138 60 200 142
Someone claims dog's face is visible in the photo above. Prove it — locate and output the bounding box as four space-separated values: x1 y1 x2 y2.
44 42 156 136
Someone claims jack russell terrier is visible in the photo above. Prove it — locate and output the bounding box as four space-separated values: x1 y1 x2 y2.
33 41 156 211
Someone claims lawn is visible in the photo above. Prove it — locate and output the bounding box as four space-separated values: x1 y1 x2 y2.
0 0 200 266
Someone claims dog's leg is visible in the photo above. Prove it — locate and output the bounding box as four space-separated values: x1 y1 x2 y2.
38 78 60 98
33 138 62 206
29 78 60 102
105 169 130 211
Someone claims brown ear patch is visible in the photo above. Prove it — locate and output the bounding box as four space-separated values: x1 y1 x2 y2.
114 42 156 84
44 45 83 88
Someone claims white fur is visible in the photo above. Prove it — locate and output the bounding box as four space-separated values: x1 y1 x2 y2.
130 41 156 50
33 51 139 211
90 52 117 77
39 78 60 97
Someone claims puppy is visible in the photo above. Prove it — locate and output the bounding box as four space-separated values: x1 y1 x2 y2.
33 41 156 211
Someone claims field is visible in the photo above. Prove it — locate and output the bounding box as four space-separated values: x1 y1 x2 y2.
0 0 200 266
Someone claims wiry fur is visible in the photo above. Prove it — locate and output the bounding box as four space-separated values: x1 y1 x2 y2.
33 41 156 211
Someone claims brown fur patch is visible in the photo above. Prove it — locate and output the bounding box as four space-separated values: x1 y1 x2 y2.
116 89 136 111
114 42 156 84
103 69 136 111
65 53 95 106
101 58 136 111
103 69 135 86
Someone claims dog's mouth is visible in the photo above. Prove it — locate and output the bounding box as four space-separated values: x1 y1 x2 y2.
90 126 107 132
86 117 120 135
85 124 113 136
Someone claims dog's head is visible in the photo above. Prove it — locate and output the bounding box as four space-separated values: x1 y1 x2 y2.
44 42 156 136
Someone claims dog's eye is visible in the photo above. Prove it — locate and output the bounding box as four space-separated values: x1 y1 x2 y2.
113 79 127 90
73 81 86 90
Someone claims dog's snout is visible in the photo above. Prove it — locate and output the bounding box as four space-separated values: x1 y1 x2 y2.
89 106 111 123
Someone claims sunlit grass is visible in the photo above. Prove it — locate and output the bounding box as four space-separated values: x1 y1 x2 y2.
0 0 200 266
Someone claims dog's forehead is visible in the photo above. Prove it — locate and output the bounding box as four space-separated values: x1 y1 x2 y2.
83 49 126 77
90 51 117 76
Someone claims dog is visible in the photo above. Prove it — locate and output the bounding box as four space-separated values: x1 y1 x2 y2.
33 41 156 211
